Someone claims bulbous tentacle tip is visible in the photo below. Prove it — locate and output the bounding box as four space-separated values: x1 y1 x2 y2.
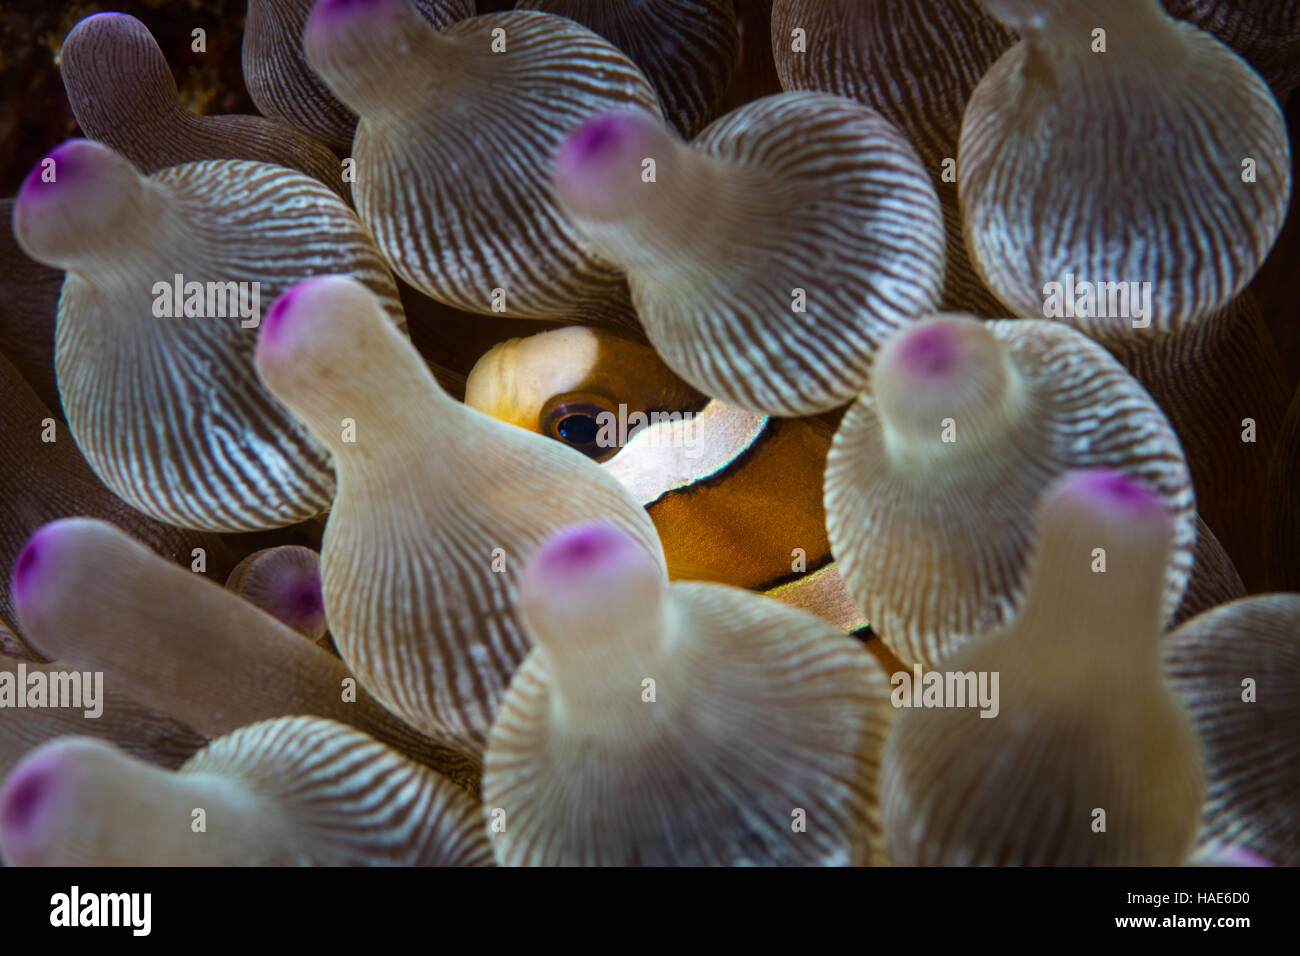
259 282 309 349
10 522 71 616
227 546 328 640
1050 468 1166 519
60 12 169 84
308 0 407 35
11 537 43 607
889 319 970 380
554 110 671 218
1 759 53 831
527 520 650 585
61 8 155 63
520 521 666 643
874 315 999 385
273 572 324 621
17 139 108 207
559 113 645 170
0 746 66 862
304 0 433 111
11 519 130 628
314 0 391 15
258 275 359 359
68 10 138 32
282 576 325 628
14 140 140 265
871 315 1010 437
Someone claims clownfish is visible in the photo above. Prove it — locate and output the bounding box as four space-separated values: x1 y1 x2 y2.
465 326 901 671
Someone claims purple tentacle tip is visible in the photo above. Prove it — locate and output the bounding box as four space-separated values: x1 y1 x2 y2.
550 524 628 569
1065 469 1163 515
897 322 962 378
557 114 641 180
11 528 52 608
18 143 87 206
260 276 342 353
572 115 631 160
283 576 325 626
0 762 54 838
260 285 304 348
536 522 637 577
0 753 64 861
313 0 391 23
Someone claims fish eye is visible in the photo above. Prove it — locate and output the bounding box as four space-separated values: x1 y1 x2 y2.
556 412 599 446
540 394 619 462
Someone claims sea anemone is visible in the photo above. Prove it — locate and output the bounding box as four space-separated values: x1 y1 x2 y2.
517 0 739 137
0 652 206 778
1096 295 1291 589
771 0 1014 316
12 138 401 532
303 0 662 323
880 469 1206 865
60 12 343 195
9 517 476 788
1165 594 1300 865
960 0 1290 329
225 545 329 643
0 716 489 866
255 276 665 758
824 314 1196 666
482 520 891 865
242 0 475 150
553 96 945 415
0 0 1293 872
1161 0 1300 101
0 352 239 653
